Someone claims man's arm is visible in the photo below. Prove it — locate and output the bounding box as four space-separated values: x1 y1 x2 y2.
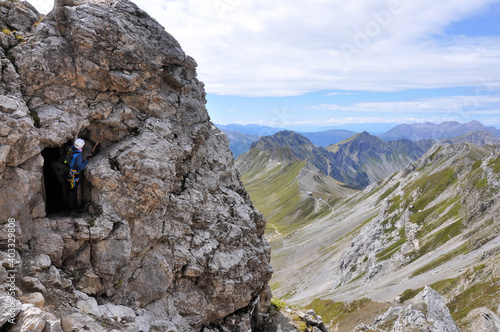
75 154 89 172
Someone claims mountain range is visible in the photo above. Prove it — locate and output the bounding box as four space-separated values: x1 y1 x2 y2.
218 121 500 157
379 120 500 141
238 130 434 189
217 124 357 157
326 132 434 187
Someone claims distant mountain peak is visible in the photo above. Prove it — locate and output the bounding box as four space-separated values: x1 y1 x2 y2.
380 121 500 141
251 130 315 151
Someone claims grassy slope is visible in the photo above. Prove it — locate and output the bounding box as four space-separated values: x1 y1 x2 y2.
244 160 302 232
241 160 333 235
238 138 355 235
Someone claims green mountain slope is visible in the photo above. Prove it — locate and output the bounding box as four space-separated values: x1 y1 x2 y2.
239 153 354 237
235 131 357 252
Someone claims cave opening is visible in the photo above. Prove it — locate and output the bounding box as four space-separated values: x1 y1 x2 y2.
42 137 97 216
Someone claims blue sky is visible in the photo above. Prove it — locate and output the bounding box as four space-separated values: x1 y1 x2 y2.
30 0 500 132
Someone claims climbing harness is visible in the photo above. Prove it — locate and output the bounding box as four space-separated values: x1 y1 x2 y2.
67 169 80 189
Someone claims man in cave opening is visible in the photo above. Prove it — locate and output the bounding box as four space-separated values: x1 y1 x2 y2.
65 138 93 215
44 138 95 217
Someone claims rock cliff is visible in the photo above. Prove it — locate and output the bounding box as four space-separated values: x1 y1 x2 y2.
0 0 272 331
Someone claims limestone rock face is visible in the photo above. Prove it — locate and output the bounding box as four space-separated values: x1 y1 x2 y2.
0 0 272 330
354 287 460 332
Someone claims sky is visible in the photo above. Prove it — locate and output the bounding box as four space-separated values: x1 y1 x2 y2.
29 0 500 132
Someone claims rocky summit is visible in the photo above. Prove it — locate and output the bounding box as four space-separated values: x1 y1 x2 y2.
0 0 272 331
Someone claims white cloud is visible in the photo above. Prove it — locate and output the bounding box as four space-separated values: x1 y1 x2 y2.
232 94 500 127
324 92 356 96
309 95 500 114
236 116 455 127
28 0 500 97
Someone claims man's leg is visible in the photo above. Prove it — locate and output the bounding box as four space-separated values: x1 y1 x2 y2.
68 184 77 211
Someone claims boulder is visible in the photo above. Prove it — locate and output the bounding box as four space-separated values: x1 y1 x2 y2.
75 291 101 317
20 292 45 308
0 296 22 326
11 304 47 332
22 277 46 294
75 270 103 296
421 286 460 331
31 254 51 272
61 313 105 332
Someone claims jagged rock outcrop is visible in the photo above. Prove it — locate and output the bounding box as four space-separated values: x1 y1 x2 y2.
0 0 272 331
354 287 461 332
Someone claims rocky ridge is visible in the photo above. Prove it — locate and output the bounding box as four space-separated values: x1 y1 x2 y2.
442 130 500 146
353 287 461 332
0 0 272 331
337 143 499 287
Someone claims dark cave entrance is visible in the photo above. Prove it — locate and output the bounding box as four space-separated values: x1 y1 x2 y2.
41 137 96 216
42 143 72 215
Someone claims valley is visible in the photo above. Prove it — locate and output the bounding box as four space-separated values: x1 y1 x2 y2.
236 128 500 331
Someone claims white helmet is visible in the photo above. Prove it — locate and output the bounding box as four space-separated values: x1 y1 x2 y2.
74 138 85 149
